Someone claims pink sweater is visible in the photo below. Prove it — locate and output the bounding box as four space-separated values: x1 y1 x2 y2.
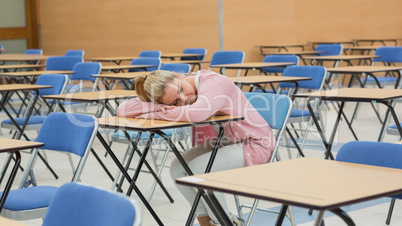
117 70 275 166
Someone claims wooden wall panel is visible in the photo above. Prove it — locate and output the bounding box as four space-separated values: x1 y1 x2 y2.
38 0 402 69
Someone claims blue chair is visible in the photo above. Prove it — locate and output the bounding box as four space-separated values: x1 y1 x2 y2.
1 74 68 134
42 182 142 226
180 48 207 61
0 112 98 221
336 141 402 225
235 92 294 225
45 56 83 71
65 50 85 58
315 44 343 56
24 49 43 55
160 63 191 74
139 50 161 58
361 47 402 88
387 122 402 136
24 49 43 64
261 54 299 75
129 57 161 72
209 50 245 76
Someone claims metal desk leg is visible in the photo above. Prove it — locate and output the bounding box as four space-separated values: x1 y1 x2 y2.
275 205 289 226
0 151 21 213
330 208 356 226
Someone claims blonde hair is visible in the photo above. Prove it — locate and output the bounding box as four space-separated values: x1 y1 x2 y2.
134 70 177 103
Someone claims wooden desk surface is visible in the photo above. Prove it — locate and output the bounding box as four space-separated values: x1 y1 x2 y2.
0 84 52 92
261 51 325 56
161 53 204 58
162 60 210 64
0 54 49 61
85 56 136 62
92 71 151 79
303 55 380 60
344 46 381 51
42 90 137 102
0 64 46 70
295 88 402 101
309 41 355 45
102 65 154 71
98 115 244 132
0 70 74 77
327 66 402 74
230 75 311 84
210 62 295 69
0 216 26 226
254 44 306 48
0 138 44 153
176 157 402 210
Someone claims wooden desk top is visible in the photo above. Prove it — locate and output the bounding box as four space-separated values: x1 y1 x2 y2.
161 53 204 58
98 115 244 132
92 71 151 79
0 216 26 225
344 46 381 51
353 38 399 42
295 88 402 101
327 66 402 74
102 65 154 71
309 41 355 45
0 64 46 70
0 84 52 92
230 76 311 84
85 56 136 62
303 55 380 60
162 60 211 64
0 138 44 153
176 157 402 210
0 54 49 61
210 62 295 69
261 51 325 56
255 44 305 47
42 90 137 102
0 70 74 77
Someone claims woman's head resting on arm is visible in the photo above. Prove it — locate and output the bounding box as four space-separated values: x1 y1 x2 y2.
134 70 197 106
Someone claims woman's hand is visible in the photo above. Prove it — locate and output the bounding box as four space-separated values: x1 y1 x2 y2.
160 105 177 114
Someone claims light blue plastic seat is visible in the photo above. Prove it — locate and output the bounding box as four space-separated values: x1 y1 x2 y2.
208 50 245 76
139 50 161 58
42 182 142 226
0 112 98 221
180 48 207 61
260 54 299 75
336 141 402 225
24 49 43 55
129 57 161 72
65 50 85 57
45 56 83 71
160 63 191 74
235 92 293 225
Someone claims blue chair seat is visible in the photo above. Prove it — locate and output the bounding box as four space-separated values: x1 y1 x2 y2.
290 109 311 118
389 123 402 129
112 129 174 140
361 77 398 83
2 116 46 125
3 186 58 211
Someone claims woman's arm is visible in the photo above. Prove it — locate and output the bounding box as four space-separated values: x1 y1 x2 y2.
116 98 165 117
139 75 236 122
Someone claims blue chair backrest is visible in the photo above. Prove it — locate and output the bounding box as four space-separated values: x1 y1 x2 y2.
261 54 299 74
243 92 292 131
36 112 97 157
160 63 191 74
25 49 43 55
209 51 245 66
71 62 102 82
139 50 161 58
315 44 343 56
65 50 85 57
130 57 161 72
36 74 68 96
43 182 141 226
373 47 402 63
181 48 207 61
278 65 327 90
46 56 83 71
336 141 402 199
